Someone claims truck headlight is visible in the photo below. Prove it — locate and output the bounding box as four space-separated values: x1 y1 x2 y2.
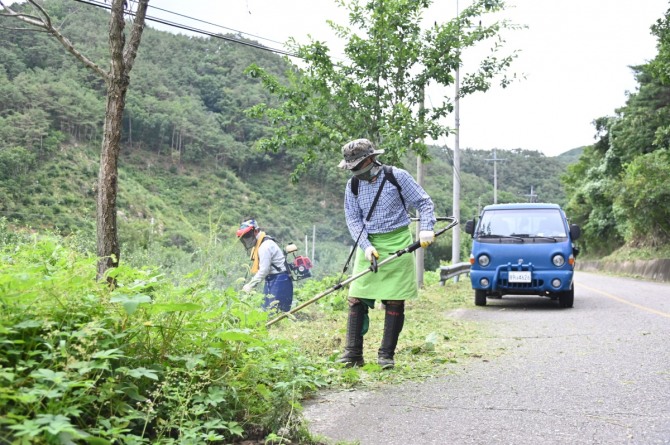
478 255 490 267
552 254 565 267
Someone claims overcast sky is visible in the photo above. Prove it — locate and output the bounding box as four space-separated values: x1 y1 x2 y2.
149 0 669 157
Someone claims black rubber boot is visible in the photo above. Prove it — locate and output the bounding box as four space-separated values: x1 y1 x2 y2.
336 302 368 367
378 301 405 369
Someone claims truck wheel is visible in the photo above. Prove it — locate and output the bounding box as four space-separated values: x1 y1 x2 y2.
474 290 487 306
558 287 574 308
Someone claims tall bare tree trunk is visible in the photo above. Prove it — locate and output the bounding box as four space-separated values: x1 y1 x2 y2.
96 79 128 280
95 0 149 281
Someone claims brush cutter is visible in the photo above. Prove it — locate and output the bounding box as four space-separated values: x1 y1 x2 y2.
266 216 459 327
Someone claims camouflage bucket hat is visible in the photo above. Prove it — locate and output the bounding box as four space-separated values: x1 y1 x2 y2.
338 138 384 170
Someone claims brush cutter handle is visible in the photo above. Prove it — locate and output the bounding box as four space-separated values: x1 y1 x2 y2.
396 217 459 256
409 216 455 221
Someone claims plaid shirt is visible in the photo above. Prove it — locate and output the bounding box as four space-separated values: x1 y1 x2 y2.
344 166 436 251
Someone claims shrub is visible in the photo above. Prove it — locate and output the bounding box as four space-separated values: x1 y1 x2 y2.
0 235 326 443
0 146 37 180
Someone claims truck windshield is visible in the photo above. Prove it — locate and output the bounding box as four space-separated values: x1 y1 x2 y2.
476 209 567 238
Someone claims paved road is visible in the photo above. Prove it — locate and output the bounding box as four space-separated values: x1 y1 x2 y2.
303 271 670 444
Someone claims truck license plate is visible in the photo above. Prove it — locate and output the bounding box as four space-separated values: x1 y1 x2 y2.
508 271 531 283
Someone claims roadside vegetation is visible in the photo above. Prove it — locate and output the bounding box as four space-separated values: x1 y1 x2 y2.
3 0 670 443
0 220 485 444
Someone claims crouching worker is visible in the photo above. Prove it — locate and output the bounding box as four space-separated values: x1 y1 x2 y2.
237 218 294 312
336 139 436 369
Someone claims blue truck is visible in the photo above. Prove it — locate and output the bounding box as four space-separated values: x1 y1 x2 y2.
464 203 581 308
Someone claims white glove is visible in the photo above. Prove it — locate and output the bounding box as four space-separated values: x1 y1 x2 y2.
242 283 253 293
419 230 435 248
365 246 379 262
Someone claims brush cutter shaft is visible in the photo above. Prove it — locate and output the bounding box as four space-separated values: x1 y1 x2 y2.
265 217 458 327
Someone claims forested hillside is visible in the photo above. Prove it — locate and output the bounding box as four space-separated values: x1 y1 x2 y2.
0 0 577 279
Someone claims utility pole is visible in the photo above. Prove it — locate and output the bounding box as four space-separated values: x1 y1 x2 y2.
416 85 425 288
486 148 506 204
525 186 538 203
451 0 462 280
452 52 461 277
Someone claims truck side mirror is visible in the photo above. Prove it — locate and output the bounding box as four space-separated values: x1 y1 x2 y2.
464 219 475 237
569 224 581 241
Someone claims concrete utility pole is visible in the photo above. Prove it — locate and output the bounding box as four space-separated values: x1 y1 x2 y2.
486 148 506 204
416 154 425 287
416 85 426 288
525 185 538 203
312 225 316 263
450 0 463 281
452 54 461 279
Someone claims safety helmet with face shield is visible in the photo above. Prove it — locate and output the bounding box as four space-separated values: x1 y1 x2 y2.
237 219 259 250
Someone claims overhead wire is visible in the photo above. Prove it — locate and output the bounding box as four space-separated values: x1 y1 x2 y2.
145 1 286 48
72 0 303 59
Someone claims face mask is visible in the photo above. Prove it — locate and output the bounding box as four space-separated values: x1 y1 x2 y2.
352 160 382 182
240 232 256 250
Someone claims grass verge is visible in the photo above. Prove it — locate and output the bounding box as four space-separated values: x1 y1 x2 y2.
268 272 494 391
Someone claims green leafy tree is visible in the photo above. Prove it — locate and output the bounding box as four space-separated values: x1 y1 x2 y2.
649 6 670 85
245 0 520 179
613 149 670 246
563 6 670 253
563 118 624 254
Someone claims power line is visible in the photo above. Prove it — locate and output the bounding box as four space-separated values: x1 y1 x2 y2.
73 0 303 59
146 2 286 47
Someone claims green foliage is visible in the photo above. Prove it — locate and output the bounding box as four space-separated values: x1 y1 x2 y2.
0 233 329 443
0 228 492 444
0 0 288 171
649 7 670 85
0 0 577 277
457 148 570 209
245 0 521 178
562 18 670 253
612 149 670 246
0 146 36 180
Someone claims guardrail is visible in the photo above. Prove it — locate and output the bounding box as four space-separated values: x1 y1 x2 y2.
439 262 471 285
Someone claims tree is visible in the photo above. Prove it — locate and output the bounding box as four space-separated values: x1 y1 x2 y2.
1 0 150 280
245 0 520 179
613 150 670 246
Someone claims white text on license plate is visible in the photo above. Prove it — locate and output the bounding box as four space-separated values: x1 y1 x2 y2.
508 271 531 283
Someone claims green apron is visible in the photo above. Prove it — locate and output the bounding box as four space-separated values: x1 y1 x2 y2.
348 226 417 301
